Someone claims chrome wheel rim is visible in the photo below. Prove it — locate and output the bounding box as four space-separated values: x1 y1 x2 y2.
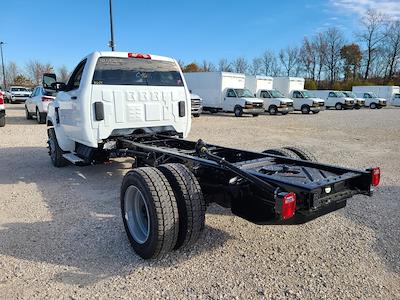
124 186 150 244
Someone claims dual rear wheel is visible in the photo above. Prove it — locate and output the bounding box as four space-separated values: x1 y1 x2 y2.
121 164 206 259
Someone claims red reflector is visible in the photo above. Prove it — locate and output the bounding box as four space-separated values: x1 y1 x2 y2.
41 96 53 102
371 167 380 186
281 192 296 220
128 52 151 59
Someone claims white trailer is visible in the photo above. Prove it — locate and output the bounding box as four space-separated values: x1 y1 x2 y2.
352 86 399 106
273 77 325 114
184 72 264 117
245 75 293 115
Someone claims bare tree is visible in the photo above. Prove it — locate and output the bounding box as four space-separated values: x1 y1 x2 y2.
25 60 54 86
300 37 317 80
232 57 248 74
315 32 328 82
279 46 299 76
201 60 216 72
57 65 70 82
261 50 278 76
218 58 232 72
384 20 400 79
357 9 386 79
6 62 19 86
176 59 185 70
249 57 263 75
324 28 345 84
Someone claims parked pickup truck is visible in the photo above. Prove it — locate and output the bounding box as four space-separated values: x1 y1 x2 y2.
44 51 381 260
273 77 325 114
245 75 294 115
190 93 203 117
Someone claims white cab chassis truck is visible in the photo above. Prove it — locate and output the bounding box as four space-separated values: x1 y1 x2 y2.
245 75 294 115
44 51 380 259
184 72 264 117
342 91 365 109
352 85 399 106
352 86 389 109
312 90 354 110
273 77 325 114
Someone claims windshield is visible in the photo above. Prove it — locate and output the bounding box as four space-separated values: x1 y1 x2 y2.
234 88 254 98
335 91 345 97
301 90 314 98
11 87 30 92
93 57 184 86
269 90 285 98
343 91 356 98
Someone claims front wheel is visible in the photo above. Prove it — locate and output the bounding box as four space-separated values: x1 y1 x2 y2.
370 103 377 109
301 105 310 114
268 105 278 115
47 128 68 167
121 167 179 259
36 108 46 124
0 115 5 127
193 113 200 118
335 103 343 110
234 106 243 117
354 105 361 110
252 114 259 117
25 106 33 120
312 110 319 114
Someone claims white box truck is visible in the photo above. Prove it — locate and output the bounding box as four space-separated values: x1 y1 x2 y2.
352 86 398 107
273 77 325 114
184 72 264 117
245 75 294 115
312 90 355 110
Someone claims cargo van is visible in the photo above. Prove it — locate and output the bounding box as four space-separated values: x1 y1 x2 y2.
312 90 354 110
184 72 264 117
245 75 293 115
273 77 325 114
352 86 399 105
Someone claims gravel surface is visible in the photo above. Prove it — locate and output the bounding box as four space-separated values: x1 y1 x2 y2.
0 104 399 299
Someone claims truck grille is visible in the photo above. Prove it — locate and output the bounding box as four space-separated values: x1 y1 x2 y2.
191 99 201 108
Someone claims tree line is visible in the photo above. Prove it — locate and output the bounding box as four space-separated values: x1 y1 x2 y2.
1 9 399 91
179 10 400 90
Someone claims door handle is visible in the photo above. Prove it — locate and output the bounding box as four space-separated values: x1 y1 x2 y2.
71 96 77 100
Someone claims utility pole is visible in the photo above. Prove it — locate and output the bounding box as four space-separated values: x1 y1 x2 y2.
0 42 6 90
108 0 115 51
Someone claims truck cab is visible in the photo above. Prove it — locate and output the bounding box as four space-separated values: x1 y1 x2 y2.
342 91 365 109
290 90 325 114
358 92 387 109
393 93 400 107
256 89 293 115
313 90 354 110
46 51 192 161
224 88 264 117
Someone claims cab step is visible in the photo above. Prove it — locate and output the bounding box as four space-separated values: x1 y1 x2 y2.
62 153 86 165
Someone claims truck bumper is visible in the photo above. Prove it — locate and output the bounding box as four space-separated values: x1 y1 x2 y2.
243 108 264 114
344 103 354 109
277 106 294 113
191 107 203 115
311 106 324 112
377 104 387 108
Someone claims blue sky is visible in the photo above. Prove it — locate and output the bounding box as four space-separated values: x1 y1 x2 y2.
0 0 397 71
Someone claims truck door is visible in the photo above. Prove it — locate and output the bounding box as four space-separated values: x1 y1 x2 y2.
327 92 337 107
223 89 237 111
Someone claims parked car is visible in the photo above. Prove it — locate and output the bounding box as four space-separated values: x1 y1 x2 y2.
7 86 32 103
245 75 294 115
190 93 203 117
354 92 387 109
312 90 354 110
0 91 5 127
184 72 264 117
25 86 56 123
342 91 365 109
273 77 325 114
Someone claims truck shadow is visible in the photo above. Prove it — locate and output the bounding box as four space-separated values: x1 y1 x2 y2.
0 146 232 286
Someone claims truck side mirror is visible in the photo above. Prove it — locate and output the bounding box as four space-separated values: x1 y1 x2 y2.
51 82 66 91
43 73 57 90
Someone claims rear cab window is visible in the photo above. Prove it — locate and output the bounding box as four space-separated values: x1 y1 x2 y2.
92 57 183 87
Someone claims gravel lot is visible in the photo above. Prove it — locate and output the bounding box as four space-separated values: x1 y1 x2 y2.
0 104 399 299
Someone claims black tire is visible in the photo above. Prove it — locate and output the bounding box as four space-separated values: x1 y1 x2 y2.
121 167 179 259
36 108 46 124
283 146 317 162
262 148 298 158
354 105 361 110
158 163 206 250
335 103 343 110
268 105 278 115
312 110 319 114
370 103 377 109
252 114 259 117
282 112 289 115
25 106 33 119
301 105 310 114
47 128 68 167
234 105 243 117
377 106 382 109
0 116 5 127
193 114 200 118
